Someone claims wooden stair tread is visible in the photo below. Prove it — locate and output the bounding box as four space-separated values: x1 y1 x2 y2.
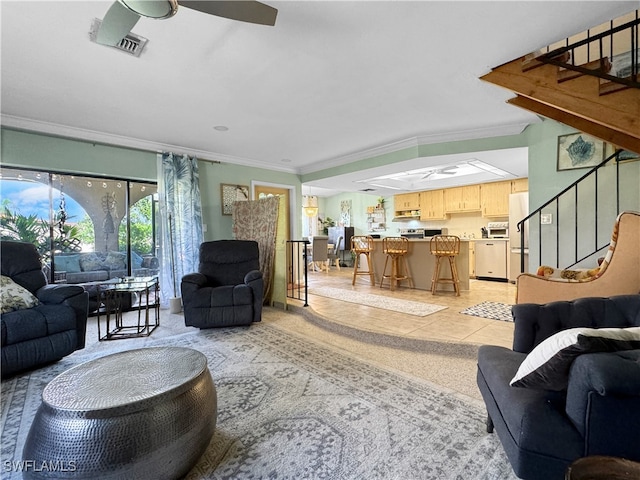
522 50 570 72
557 57 612 83
599 77 631 95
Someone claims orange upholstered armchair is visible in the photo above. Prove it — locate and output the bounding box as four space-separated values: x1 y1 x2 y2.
516 211 640 304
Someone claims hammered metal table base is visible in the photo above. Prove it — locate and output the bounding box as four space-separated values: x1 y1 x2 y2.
22 347 217 480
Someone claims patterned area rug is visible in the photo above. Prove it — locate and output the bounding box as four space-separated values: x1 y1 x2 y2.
461 301 513 322
309 286 447 317
1 323 516 479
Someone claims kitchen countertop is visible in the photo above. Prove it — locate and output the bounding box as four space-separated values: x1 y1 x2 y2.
373 237 473 242
366 238 470 291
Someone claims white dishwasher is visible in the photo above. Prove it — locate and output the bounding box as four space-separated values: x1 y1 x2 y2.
475 240 508 280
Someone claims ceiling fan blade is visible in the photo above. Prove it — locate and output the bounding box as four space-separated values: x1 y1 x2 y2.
96 1 141 46
180 1 277 26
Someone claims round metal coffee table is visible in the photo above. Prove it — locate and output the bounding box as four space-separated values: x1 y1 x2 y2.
23 347 217 480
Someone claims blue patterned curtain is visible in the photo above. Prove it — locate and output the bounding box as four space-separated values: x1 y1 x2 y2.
157 152 204 306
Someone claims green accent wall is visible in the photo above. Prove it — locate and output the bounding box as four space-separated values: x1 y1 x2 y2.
3 119 638 262
197 160 300 240
1 128 155 181
523 119 640 269
1 128 302 241
317 192 380 238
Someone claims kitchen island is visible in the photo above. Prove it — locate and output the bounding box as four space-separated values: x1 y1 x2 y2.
367 238 470 291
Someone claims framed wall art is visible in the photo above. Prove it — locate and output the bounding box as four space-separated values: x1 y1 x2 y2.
557 133 605 171
221 184 249 215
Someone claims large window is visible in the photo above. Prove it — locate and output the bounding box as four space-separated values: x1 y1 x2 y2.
0 167 157 284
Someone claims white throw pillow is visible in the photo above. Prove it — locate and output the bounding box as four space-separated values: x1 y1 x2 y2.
1 275 39 314
510 326 640 391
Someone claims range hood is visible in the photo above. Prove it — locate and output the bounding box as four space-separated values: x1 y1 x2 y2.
392 213 421 221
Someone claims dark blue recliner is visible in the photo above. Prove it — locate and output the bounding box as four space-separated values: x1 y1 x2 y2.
1 241 89 378
181 240 263 328
477 295 640 480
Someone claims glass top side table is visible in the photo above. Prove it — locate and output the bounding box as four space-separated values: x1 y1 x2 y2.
97 276 160 341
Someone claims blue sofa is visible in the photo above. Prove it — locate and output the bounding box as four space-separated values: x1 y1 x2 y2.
1 241 89 378
52 251 159 284
477 295 640 480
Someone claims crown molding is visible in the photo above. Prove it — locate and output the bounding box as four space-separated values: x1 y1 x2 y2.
2 115 534 178
0 115 298 174
298 137 421 175
415 121 532 145
300 121 534 175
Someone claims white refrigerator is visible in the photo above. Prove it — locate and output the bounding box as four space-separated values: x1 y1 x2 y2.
509 192 529 282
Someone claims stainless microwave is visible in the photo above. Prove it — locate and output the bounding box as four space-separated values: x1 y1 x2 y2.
487 222 509 238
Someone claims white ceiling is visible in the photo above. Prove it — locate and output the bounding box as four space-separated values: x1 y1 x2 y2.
1 1 636 197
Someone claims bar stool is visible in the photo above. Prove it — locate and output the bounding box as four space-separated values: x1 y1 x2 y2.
351 236 375 285
429 235 461 296
380 237 413 291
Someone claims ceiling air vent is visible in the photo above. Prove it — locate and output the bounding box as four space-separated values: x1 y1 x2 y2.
89 19 148 57
359 188 376 192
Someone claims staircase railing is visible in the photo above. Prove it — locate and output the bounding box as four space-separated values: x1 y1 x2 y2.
286 239 309 306
516 149 635 273
536 11 639 91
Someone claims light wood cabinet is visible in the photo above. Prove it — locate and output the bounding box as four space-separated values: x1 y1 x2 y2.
469 241 476 278
511 178 529 193
394 192 421 217
392 179 527 219
481 181 511 217
444 185 480 213
394 192 420 210
444 187 462 212
419 190 445 220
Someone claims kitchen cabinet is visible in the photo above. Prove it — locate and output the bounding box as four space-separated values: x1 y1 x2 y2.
419 189 445 220
394 192 421 218
444 185 480 213
394 192 420 210
511 178 529 193
469 241 476 278
475 240 507 280
481 181 511 217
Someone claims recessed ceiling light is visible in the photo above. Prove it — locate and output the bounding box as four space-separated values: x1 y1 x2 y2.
213 126 229 132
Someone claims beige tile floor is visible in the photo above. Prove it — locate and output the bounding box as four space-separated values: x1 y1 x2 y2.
289 266 516 349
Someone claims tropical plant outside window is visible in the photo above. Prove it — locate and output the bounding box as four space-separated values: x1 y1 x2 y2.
0 166 158 285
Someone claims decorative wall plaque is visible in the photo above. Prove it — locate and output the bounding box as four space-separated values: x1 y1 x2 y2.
221 184 249 215
557 133 604 171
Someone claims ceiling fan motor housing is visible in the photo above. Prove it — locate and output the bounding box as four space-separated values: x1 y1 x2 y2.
119 0 178 19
